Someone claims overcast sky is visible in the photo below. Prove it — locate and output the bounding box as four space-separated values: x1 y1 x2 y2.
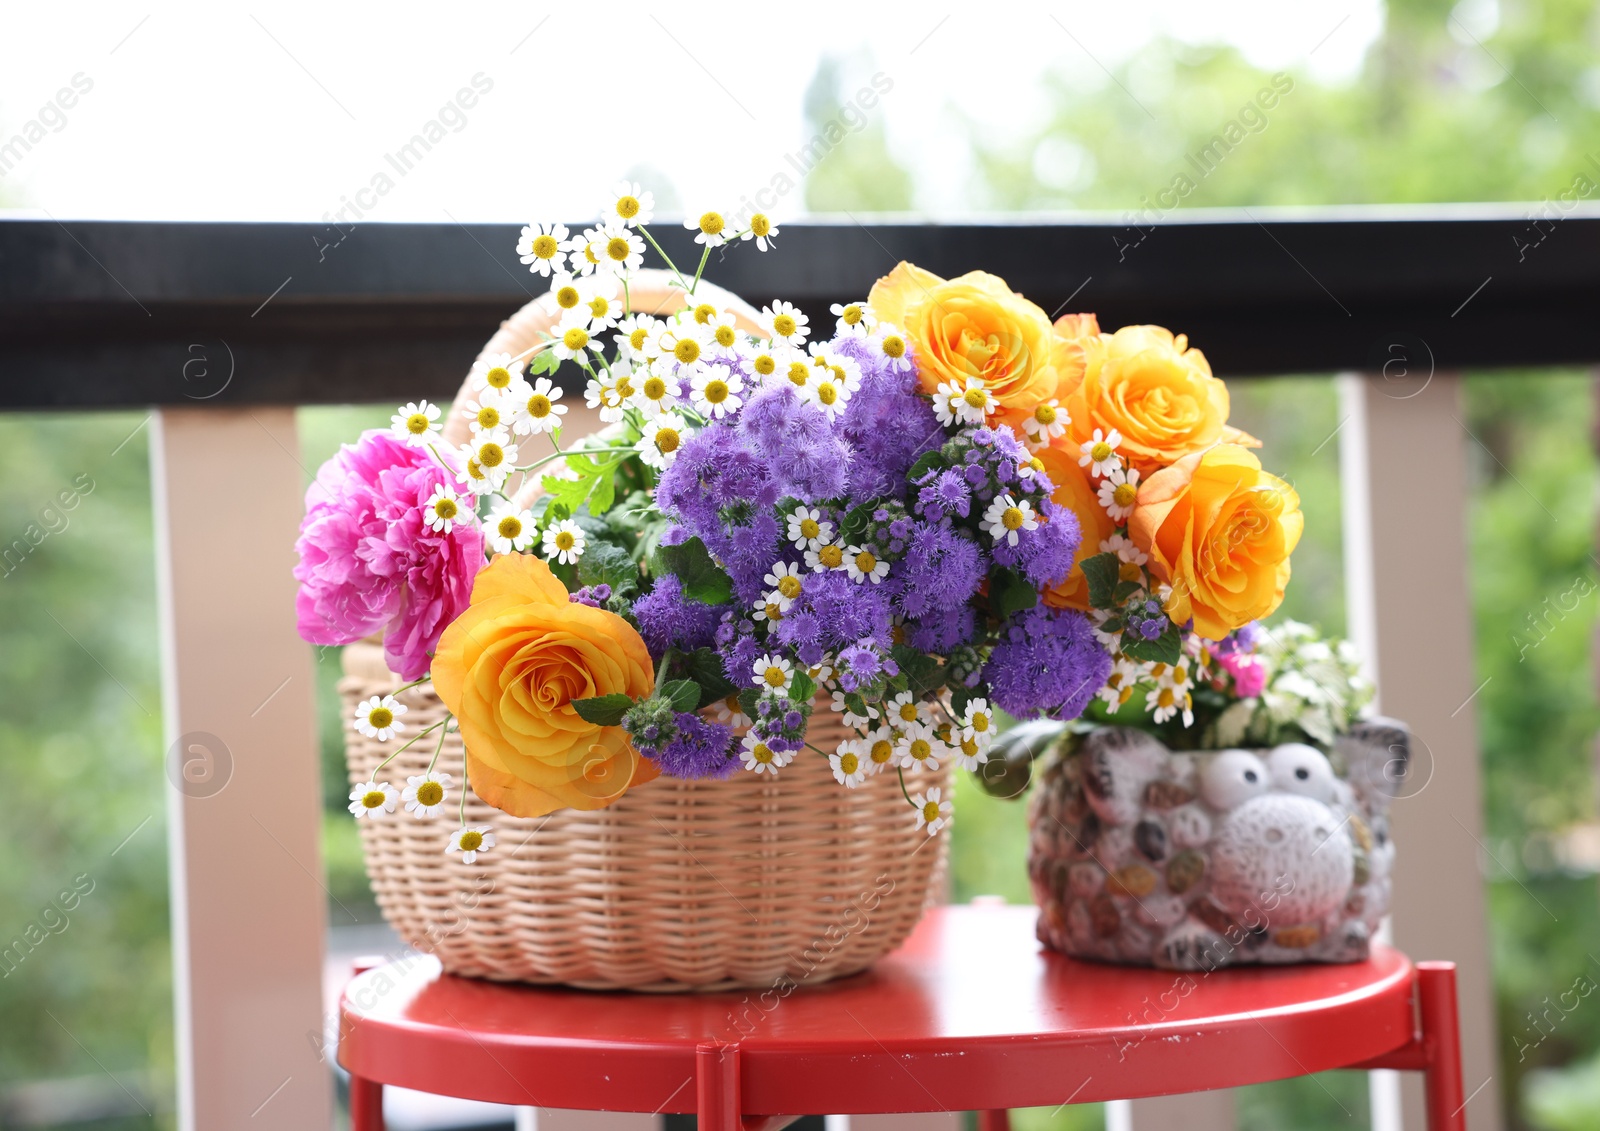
0 1 1381 223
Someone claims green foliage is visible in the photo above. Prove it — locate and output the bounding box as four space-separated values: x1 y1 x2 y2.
570 693 635 726
651 536 735 605
987 565 1040 621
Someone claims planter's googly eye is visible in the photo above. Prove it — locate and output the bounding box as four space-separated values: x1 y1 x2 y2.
1200 750 1270 810
1268 743 1337 803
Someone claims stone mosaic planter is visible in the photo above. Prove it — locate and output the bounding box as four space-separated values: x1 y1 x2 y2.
1026 720 1410 970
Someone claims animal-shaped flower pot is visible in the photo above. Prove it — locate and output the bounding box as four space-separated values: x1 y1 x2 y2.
1027 720 1409 969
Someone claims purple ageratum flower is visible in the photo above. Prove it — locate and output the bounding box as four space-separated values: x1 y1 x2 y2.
990 498 1080 588
780 567 894 656
896 522 985 618
835 639 885 691
633 574 725 656
294 430 483 680
737 385 852 502
650 712 739 780
906 606 977 653
569 583 613 608
916 468 972 521
982 604 1113 722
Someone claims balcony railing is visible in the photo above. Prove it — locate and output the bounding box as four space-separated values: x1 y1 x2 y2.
7 205 1600 1131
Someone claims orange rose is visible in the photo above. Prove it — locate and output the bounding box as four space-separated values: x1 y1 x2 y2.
1065 325 1256 477
1035 445 1117 611
432 554 657 818
869 262 1071 421
1128 444 1303 640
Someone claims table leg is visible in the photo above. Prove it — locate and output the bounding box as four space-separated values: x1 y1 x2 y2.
349 1074 384 1131
1416 962 1466 1131
977 1111 1012 1131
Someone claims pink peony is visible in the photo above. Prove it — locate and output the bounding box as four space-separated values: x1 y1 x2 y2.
1217 651 1268 699
294 430 483 679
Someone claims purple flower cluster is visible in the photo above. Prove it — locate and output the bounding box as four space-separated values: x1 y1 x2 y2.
750 691 810 754
983 604 1114 721
633 574 724 654
650 712 738 779
569 583 612 608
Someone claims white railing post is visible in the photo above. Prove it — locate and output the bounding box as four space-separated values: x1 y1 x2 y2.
1340 371 1503 1130
152 406 330 1130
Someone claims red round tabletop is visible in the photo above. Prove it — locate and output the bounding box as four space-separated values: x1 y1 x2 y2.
338 904 1433 1122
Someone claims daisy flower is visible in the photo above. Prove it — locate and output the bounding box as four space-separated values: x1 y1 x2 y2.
740 732 792 774
391 400 442 447
1101 533 1149 566
486 501 536 554
953 735 989 773
471 353 523 396
616 314 663 362
577 275 623 331
513 376 568 435
740 211 779 251
1022 399 1068 448
960 698 996 747
1097 466 1141 521
657 321 709 376
804 372 851 421
561 226 606 276
460 388 513 435
690 364 744 419
402 771 453 818
911 787 953 836
548 274 583 315
862 727 897 775
896 724 944 772
805 542 847 572
348 780 399 819
1097 659 1139 712
423 485 469 534
982 494 1038 547
739 340 790 385
933 376 996 427
457 431 518 493
762 561 806 612
713 693 752 729
685 208 730 248
1146 683 1193 727
844 545 890 585
447 825 496 864
752 652 794 694
1079 428 1123 478
637 413 688 470
830 690 878 729
830 301 875 337
809 345 863 392
516 222 568 277
604 181 654 227
830 741 868 787
751 591 785 624
631 367 681 417
353 694 407 740
779 355 814 395
585 371 631 423
595 223 645 278
761 300 809 346
786 506 833 551
542 518 586 565
551 313 600 363
701 309 744 357
874 323 910 362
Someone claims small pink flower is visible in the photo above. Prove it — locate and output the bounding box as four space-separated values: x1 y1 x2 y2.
1218 651 1268 698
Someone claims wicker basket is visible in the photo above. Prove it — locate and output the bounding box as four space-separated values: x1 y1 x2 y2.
339 269 950 991
342 642 951 990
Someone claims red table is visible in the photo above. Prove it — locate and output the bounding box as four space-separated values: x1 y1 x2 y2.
338 904 1466 1131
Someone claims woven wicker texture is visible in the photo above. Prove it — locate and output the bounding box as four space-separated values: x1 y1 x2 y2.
342 641 951 990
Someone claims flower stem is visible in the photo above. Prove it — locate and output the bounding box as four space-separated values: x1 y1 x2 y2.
690 246 712 293
373 719 446 774
425 714 449 775
896 766 917 808
636 225 692 294
389 675 432 696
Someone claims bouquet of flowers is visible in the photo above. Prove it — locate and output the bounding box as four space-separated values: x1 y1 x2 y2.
294 183 1310 862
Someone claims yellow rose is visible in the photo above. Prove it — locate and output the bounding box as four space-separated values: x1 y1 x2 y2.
1066 325 1256 477
1035 444 1117 612
1128 444 1303 640
431 554 658 818
869 262 1070 420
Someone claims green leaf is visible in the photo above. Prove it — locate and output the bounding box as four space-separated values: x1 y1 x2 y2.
988 566 1040 621
891 644 944 697
1121 624 1182 666
737 687 763 719
528 349 558 375
1080 552 1122 610
588 461 617 514
1112 579 1144 604
949 685 974 720
840 502 875 543
652 536 734 605
540 473 592 513
660 679 701 713
576 539 639 595
571 693 634 726
844 692 871 720
788 669 816 704
682 648 739 708
907 450 948 484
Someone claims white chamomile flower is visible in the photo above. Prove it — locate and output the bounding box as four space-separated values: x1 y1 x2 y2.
830 741 868 787
486 501 536 554
804 371 852 421
805 542 848 572
787 506 834 552
348 779 399 818
1022 398 1068 448
740 732 792 775
778 354 814 395
740 211 779 251
1146 683 1193 727
752 591 785 624
561 226 606 276
548 272 584 316
960 698 996 747
830 690 878 728
460 389 513 436
934 376 996 427
761 300 809 346
752 652 794 694
952 733 989 772
576 275 623 331
551 312 600 363
631 366 681 417
685 207 731 248
471 353 523 395
423 485 470 534
594 223 645 277
391 400 442 447
604 181 654 227
844 545 890 585
616 314 663 362
1079 428 1123 478
983 494 1038 547
739 340 791 386
886 691 930 730
911 786 953 836
513 376 568 435
873 322 910 364
862 727 897 775
353 694 407 741
1097 659 1139 712
657 320 710 376
585 371 631 423
457 431 517 493
830 300 875 337
541 518 586 565
447 825 495 864
807 659 835 683
637 413 688 470
1101 533 1149 566
762 561 806 612
1097 465 1141 521
690 364 744 419
896 720 945 769
809 345 863 392
517 222 569 277
713 693 752 728
700 309 743 357
402 771 453 818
